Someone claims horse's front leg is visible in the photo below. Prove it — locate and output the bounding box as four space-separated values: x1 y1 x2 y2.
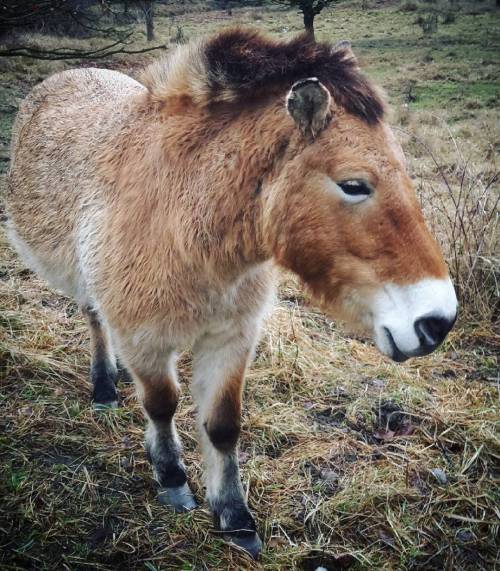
115 338 197 513
192 325 262 559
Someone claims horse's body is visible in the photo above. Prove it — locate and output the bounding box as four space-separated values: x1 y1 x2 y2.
6 29 457 557
8 64 274 359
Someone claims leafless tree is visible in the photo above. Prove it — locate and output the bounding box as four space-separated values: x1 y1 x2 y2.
0 0 164 59
273 0 339 40
136 0 155 41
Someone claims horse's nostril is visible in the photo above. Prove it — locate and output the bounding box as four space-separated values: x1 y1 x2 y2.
414 315 456 348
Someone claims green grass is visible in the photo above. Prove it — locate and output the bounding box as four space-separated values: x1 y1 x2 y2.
411 79 498 109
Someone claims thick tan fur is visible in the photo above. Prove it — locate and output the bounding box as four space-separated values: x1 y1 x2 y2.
5 28 450 538
6 26 450 418
7 28 447 342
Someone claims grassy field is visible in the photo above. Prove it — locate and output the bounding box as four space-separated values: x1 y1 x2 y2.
0 1 499 570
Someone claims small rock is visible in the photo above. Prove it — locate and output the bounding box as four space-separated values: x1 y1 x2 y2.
320 469 339 483
456 529 475 544
238 450 251 464
18 406 33 416
430 468 448 485
121 435 133 449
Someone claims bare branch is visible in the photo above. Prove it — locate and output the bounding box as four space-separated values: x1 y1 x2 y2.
0 41 166 60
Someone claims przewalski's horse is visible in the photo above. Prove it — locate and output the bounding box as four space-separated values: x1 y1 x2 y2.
6 28 457 558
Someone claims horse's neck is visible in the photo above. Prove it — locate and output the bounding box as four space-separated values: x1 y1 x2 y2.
154 102 294 270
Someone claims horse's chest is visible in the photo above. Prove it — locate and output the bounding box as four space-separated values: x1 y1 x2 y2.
161 264 275 346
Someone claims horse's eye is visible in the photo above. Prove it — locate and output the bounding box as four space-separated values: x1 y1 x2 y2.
324 176 373 204
338 180 372 197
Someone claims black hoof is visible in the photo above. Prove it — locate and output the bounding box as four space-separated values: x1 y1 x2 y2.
158 483 197 513
224 532 262 560
93 400 119 411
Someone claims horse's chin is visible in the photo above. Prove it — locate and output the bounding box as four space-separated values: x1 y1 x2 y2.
320 301 374 339
373 328 411 362
311 285 373 326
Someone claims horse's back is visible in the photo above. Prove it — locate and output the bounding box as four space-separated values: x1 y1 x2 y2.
10 67 143 168
6 68 145 302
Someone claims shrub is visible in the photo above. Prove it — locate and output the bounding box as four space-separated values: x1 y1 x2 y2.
170 25 188 45
441 10 457 24
400 1 419 12
402 79 418 103
411 134 499 322
415 12 439 34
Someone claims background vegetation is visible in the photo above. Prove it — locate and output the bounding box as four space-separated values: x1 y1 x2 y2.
0 1 498 569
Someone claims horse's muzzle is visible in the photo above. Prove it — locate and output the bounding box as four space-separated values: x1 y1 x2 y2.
373 278 458 361
383 311 457 362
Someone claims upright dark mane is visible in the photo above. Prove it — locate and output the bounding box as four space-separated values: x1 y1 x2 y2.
142 27 385 124
204 28 385 124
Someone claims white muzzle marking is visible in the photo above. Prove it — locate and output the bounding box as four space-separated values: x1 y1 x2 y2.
372 278 458 361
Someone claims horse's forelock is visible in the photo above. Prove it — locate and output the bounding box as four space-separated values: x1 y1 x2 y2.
142 27 385 124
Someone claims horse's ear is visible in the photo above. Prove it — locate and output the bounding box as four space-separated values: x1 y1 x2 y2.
333 39 355 57
286 77 331 138
333 40 358 66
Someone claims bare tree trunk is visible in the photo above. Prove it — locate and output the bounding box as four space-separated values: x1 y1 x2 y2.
303 6 315 40
139 0 155 41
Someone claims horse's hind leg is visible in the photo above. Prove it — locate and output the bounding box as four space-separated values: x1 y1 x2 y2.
82 305 119 408
192 326 262 559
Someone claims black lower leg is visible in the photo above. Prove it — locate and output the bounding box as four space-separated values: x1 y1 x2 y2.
141 375 197 513
211 453 257 535
91 359 118 405
215 459 261 558
145 430 187 488
83 305 119 406
146 425 197 512
207 448 261 558
203 392 261 558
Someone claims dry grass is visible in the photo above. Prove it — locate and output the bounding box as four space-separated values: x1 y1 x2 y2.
0 225 498 569
394 113 499 324
1 2 499 570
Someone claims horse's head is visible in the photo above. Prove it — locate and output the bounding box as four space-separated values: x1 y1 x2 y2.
267 73 457 362
146 27 457 361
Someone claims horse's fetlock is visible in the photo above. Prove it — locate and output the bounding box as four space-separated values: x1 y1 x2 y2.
91 360 119 404
146 431 186 488
153 460 188 488
215 503 256 535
